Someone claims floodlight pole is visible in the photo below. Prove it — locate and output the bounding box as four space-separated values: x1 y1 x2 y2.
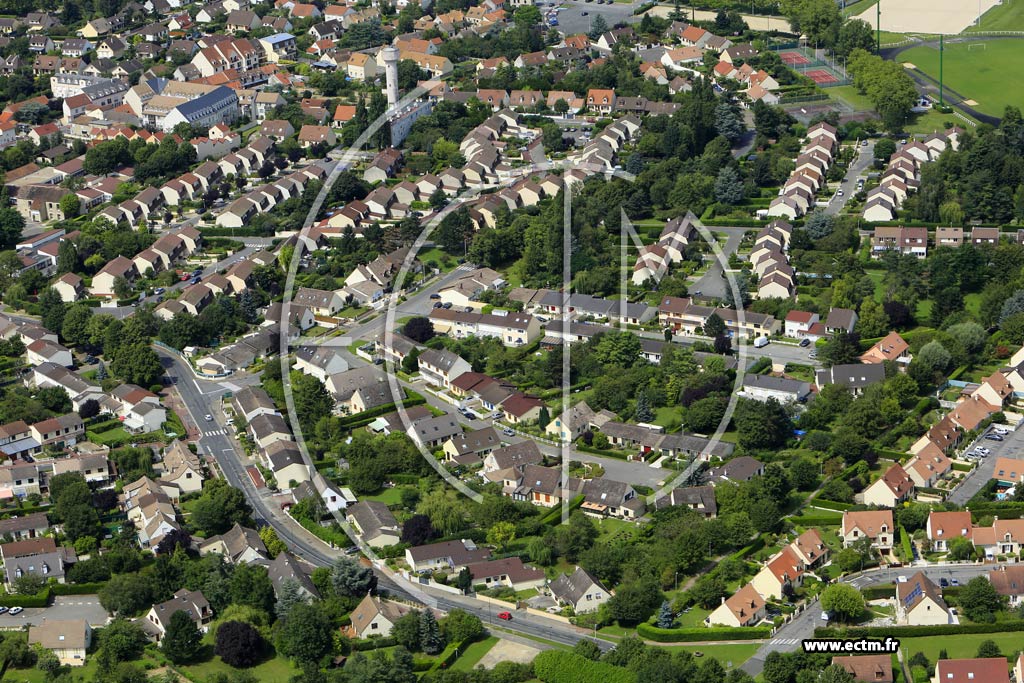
939 34 944 106
876 1 881 52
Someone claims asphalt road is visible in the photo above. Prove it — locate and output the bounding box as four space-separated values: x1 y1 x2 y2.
157 348 616 651
823 139 875 216
741 562 1009 676
0 596 108 628
690 228 748 301
948 424 1021 505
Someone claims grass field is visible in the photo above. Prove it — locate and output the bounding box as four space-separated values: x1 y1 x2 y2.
900 632 1022 662
451 636 500 671
901 41 1024 117
663 643 761 666
965 0 1024 31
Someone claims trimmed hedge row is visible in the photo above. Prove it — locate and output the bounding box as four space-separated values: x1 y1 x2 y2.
351 636 397 651
540 495 584 526
811 498 855 511
636 623 772 642
534 650 637 683
574 444 632 461
815 620 1024 639
336 396 428 428
52 583 104 596
0 587 51 607
790 515 842 527
861 585 896 600
729 535 767 562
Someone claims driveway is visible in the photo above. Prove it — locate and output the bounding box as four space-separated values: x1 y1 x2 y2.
689 227 748 301
0 596 108 629
948 425 1022 505
823 139 874 216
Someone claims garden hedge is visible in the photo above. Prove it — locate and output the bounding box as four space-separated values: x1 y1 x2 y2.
540 496 583 526
636 623 772 642
52 582 105 595
351 636 397 651
860 585 896 600
815 620 1024 639
0 587 51 607
811 498 855 511
534 650 637 683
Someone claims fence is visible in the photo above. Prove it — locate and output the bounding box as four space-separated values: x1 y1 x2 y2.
771 44 852 87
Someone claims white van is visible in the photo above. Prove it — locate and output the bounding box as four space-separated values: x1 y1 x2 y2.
754 337 769 348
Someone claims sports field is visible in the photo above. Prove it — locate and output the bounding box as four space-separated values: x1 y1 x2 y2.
965 0 1024 31
856 0 1000 33
901 40 1024 117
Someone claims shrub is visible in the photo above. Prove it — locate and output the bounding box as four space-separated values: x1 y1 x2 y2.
533 650 637 683
636 623 772 642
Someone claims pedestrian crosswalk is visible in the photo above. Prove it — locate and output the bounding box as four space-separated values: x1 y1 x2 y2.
202 429 227 437
770 638 801 646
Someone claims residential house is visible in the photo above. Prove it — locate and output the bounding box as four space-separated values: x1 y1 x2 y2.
466 557 546 591
548 567 612 614
144 590 213 643
751 546 805 600
988 566 1024 607
860 331 911 369
345 594 408 639
926 511 972 552
580 478 644 519
416 348 471 389
706 583 766 628
267 552 320 600
28 620 92 666
933 659 1010 683
841 510 894 552
896 572 951 625
346 500 401 548
405 539 491 572
199 523 268 565
831 655 894 683
862 464 915 508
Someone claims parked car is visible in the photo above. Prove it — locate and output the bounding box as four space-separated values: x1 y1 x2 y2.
799 338 811 347
442 302 453 309
897 575 908 583
0 606 8 614
429 293 441 299
497 611 512 621
8 607 22 615
976 447 991 454
502 428 515 436
985 434 1004 441
154 287 165 295
951 578 959 586
940 578 949 587
433 301 443 308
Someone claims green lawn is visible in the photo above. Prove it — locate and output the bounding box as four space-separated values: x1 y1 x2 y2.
87 424 132 445
964 0 1024 31
901 41 1024 117
675 606 711 628
595 517 640 546
905 109 973 134
900 632 1021 663
451 636 499 671
662 643 761 667
418 247 459 272
830 84 876 112
653 406 683 431
363 486 413 506
178 653 300 681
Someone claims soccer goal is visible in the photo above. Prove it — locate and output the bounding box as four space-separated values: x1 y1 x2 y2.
967 42 988 51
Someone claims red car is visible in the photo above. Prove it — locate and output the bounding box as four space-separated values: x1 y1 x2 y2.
497 611 512 621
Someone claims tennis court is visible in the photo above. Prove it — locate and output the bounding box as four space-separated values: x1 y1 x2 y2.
774 45 850 87
780 50 810 66
805 69 839 85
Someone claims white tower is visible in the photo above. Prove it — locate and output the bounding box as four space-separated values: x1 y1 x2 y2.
382 46 400 108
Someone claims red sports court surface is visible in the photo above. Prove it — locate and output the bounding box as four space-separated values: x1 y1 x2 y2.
780 50 809 65
805 69 839 85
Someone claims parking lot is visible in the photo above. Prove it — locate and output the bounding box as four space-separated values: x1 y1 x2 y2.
0 596 108 629
550 0 640 38
948 424 1023 505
